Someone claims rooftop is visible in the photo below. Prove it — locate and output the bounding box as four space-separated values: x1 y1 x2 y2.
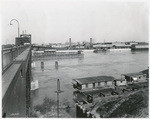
140 69 149 78
122 72 144 77
73 76 115 85
140 69 149 75
115 78 125 81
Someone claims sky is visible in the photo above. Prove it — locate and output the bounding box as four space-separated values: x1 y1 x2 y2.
0 0 149 44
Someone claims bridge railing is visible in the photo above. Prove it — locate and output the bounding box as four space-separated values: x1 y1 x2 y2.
2 45 30 73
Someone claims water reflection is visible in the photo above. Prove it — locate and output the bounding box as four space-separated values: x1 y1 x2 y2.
31 89 39 100
131 50 148 54
55 61 59 70
41 62 44 71
78 56 84 64
31 89 39 108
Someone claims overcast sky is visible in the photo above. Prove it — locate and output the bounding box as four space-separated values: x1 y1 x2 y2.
1 0 149 44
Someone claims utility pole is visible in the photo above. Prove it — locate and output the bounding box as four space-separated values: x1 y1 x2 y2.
55 79 63 118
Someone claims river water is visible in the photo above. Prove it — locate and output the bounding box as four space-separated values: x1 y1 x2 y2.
31 50 148 117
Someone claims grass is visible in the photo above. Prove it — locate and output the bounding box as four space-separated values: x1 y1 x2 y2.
30 97 72 118
96 88 148 118
109 89 148 118
96 99 121 117
33 97 56 114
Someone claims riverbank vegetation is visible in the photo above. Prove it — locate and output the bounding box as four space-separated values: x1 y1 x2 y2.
30 97 72 118
96 88 148 118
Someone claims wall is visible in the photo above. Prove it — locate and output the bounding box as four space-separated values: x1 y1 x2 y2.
116 80 126 86
107 81 113 86
137 75 147 83
2 70 26 117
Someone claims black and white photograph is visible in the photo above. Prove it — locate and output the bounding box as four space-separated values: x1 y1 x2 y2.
1 0 149 118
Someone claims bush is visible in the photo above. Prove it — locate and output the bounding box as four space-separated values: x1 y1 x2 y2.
34 97 56 114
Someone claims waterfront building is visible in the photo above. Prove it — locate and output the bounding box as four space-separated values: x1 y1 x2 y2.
93 41 137 50
82 42 91 49
75 45 85 49
121 69 148 84
131 42 149 50
140 69 149 79
93 43 112 49
112 42 132 48
51 43 69 48
72 76 115 91
114 79 126 86
73 68 149 92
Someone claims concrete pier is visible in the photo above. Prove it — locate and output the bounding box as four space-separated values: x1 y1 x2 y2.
41 61 44 71
55 61 58 69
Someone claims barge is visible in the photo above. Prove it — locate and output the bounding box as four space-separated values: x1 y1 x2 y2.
32 49 84 60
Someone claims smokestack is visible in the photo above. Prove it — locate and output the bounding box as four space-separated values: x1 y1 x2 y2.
90 38 92 45
69 38 71 47
25 30 26 34
22 31 24 35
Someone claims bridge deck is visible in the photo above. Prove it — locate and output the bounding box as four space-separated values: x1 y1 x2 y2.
2 63 21 99
2 48 31 99
15 48 31 61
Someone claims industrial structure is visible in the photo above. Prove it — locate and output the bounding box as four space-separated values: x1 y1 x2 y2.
15 34 31 46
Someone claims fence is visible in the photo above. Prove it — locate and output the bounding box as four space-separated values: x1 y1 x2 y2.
2 45 29 73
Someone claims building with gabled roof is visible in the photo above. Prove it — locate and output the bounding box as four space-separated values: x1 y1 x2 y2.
121 69 148 84
72 76 115 91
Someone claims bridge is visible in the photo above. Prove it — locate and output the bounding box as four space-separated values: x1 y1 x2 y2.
2 34 32 117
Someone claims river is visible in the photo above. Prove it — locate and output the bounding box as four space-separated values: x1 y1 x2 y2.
31 50 148 117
